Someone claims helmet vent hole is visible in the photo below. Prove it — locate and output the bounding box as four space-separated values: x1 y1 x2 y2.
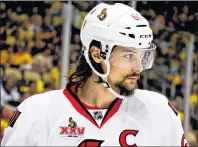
119 32 126 35
125 27 131 29
136 25 147 27
129 34 135 38
139 43 142 46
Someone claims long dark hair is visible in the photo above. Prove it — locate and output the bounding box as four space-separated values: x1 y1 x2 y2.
68 40 104 91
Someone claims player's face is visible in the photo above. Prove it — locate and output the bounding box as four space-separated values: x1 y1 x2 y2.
108 46 143 96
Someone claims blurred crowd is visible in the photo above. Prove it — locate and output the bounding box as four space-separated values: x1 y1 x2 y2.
0 1 197 145
0 1 62 140
0 1 62 101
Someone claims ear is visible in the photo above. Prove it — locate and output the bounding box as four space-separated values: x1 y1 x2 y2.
90 46 103 63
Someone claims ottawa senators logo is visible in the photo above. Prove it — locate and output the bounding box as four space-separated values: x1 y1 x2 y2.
97 8 107 21
68 117 77 128
59 117 85 138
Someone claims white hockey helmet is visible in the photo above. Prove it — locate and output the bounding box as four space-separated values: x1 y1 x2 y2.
80 3 156 98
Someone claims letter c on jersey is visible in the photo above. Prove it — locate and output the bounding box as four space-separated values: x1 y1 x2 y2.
78 139 104 147
119 130 139 147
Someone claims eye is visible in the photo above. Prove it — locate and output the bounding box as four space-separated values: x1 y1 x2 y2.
124 54 134 59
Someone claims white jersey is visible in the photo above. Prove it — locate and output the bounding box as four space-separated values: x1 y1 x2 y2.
1 84 188 146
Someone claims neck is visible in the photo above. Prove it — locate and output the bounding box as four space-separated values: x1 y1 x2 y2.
77 74 116 109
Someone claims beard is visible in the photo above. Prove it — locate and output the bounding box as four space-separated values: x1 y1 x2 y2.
115 83 135 97
114 71 140 97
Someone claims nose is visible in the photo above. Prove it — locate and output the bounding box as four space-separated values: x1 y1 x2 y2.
133 60 143 73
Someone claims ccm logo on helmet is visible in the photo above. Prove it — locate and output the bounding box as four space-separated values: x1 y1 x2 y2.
140 35 152 38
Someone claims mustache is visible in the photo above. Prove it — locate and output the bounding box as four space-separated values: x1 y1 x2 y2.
126 71 141 79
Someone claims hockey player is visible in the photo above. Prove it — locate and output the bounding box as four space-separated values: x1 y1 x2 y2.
1 3 188 146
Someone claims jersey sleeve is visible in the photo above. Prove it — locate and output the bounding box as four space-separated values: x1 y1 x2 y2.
1 95 49 146
164 101 189 147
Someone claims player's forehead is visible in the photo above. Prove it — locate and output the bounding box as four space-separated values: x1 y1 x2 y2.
112 45 143 54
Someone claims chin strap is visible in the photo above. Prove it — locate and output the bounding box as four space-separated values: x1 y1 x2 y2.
98 75 126 99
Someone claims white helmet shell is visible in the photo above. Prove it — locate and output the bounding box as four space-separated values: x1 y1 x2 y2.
80 3 155 98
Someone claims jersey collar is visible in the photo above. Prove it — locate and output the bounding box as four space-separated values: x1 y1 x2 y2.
63 83 123 129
